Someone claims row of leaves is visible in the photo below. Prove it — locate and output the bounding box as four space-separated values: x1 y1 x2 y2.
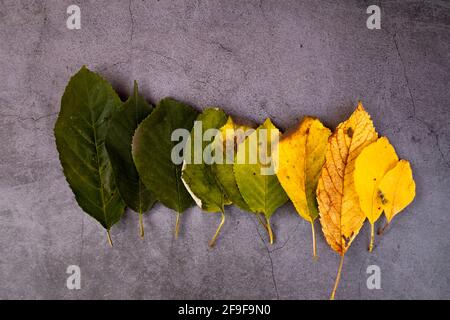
54 66 416 299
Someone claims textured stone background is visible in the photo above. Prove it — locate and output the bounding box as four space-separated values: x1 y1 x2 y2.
0 0 449 300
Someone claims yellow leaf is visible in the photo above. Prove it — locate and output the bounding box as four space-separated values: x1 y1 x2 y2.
317 102 378 299
276 117 331 257
354 137 399 252
378 159 416 223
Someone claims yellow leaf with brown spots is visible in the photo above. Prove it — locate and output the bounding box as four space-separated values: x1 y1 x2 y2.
378 159 416 223
354 136 399 251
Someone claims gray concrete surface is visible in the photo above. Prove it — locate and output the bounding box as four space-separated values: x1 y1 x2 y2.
0 0 449 299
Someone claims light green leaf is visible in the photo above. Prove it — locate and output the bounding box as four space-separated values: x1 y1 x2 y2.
132 98 198 237
54 66 125 245
211 117 253 211
182 108 228 213
181 108 228 247
233 118 288 244
105 81 156 238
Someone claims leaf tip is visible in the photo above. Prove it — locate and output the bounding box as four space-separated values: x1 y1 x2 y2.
356 100 365 111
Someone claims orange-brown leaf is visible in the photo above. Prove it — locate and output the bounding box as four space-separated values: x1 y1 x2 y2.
317 102 378 255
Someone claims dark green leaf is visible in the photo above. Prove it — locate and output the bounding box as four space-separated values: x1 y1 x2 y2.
132 98 198 215
54 66 125 239
105 81 156 237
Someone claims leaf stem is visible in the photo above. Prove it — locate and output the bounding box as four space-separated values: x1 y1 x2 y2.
368 223 375 252
330 254 345 300
106 229 113 247
265 216 274 245
139 208 145 239
209 211 226 247
310 220 317 259
257 213 269 233
174 212 180 239
378 221 389 235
